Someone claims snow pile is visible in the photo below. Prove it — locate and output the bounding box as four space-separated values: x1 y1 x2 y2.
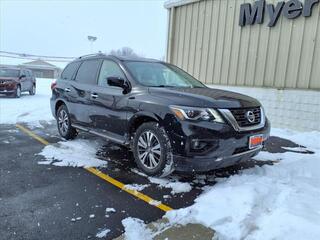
0 78 54 127
131 168 192 194
38 139 107 168
122 218 152 240
148 176 192 194
165 129 320 240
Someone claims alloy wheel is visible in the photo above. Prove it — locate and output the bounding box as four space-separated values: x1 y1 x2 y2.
137 131 162 169
58 109 69 135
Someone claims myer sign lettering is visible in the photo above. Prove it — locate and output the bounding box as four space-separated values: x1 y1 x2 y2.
239 0 319 27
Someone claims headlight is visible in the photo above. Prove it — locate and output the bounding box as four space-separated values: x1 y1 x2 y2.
170 105 224 123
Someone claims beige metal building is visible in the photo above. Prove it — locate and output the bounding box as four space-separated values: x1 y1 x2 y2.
165 0 320 131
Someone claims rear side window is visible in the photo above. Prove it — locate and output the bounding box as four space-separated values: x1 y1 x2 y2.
61 62 80 80
75 60 101 84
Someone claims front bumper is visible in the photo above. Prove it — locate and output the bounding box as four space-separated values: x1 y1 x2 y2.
0 89 15 94
164 115 271 172
173 146 263 172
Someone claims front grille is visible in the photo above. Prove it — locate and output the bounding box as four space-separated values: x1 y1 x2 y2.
230 107 261 127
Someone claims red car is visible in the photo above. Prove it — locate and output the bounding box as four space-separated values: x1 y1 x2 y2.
0 67 36 98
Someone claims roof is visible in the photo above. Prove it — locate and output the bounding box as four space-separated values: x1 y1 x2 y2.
164 0 201 9
20 60 60 70
76 53 160 63
0 65 21 71
111 55 160 62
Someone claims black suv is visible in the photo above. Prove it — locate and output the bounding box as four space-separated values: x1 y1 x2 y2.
51 54 270 176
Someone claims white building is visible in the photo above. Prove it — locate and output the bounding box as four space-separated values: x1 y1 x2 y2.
165 0 320 131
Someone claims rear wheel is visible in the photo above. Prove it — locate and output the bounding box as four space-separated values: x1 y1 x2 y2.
133 122 174 177
29 84 36 95
56 105 77 140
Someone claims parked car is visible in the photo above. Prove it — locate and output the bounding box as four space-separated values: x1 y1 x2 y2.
50 54 270 176
0 67 36 98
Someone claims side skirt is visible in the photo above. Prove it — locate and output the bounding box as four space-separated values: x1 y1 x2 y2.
72 124 129 146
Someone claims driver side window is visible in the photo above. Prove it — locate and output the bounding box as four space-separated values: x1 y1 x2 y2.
98 60 125 87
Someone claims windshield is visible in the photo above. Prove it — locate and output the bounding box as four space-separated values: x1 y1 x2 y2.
125 61 206 88
0 69 20 78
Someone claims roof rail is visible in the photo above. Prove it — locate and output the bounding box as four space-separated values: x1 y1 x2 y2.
78 52 106 59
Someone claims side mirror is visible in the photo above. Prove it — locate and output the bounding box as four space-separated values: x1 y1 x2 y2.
19 74 26 79
107 76 130 93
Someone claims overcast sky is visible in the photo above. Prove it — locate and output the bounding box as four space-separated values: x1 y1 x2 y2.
0 0 167 67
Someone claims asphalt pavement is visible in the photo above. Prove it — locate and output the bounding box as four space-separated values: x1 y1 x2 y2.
0 121 305 240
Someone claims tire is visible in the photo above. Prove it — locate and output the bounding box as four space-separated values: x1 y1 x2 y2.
29 84 36 95
56 105 77 140
14 85 21 98
133 122 174 177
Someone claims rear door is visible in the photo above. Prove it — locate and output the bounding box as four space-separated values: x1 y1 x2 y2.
57 61 81 121
88 59 129 140
72 59 102 127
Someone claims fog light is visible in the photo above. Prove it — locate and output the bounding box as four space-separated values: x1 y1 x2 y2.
191 139 207 150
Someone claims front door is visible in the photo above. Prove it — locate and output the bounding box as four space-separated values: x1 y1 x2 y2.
19 69 28 91
88 59 128 141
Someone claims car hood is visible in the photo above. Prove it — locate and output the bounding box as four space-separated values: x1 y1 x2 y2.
0 77 18 82
148 87 260 109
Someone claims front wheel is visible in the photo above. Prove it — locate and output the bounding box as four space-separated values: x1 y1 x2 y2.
14 85 21 98
56 105 77 140
133 122 174 177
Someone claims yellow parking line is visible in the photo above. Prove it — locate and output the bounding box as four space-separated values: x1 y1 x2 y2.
16 124 50 145
86 167 173 212
15 124 173 212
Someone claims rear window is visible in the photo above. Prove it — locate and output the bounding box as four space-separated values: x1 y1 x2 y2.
75 60 101 84
0 69 20 77
61 62 80 80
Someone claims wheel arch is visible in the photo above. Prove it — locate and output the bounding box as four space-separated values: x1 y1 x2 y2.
55 100 66 116
128 112 163 138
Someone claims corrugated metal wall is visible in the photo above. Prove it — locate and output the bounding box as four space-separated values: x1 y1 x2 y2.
166 0 320 90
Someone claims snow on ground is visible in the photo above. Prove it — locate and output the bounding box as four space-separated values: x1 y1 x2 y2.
164 129 320 240
122 218 152 240
130 168 193 194
95 228 110 238
148 176 192 194
122 129 320 240
0 78 54 127
123 183 151 191
38 139 107 168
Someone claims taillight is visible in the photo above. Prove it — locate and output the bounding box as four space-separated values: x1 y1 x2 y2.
51 80 57 90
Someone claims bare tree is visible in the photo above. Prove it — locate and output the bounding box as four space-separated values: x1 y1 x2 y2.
109 47 140 57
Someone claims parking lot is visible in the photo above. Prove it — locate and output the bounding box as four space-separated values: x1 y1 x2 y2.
0 119 305 240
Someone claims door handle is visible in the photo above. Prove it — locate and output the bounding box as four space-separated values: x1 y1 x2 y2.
91 93 98 99
65 88 71 92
